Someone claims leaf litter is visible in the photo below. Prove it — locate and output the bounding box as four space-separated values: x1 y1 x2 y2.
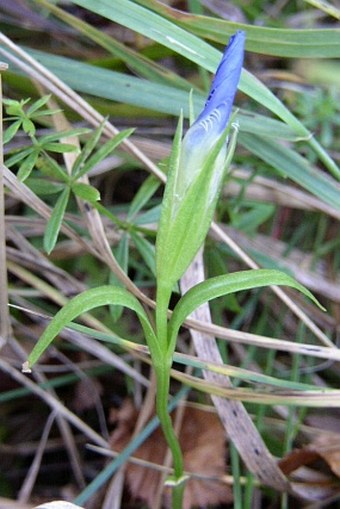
109 400 233 508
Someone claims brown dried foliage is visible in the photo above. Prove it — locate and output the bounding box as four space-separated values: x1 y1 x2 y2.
109 400 233 509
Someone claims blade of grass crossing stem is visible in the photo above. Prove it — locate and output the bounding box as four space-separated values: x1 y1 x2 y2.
230 443 242 509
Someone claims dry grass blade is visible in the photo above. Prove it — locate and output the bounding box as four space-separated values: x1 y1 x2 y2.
180 249 289 491
17 411 57 502
211 222 335 348
0 62 10 347
43 95 143 304
6 335 87 489
0 358 108 448
225 168 340 220
185 316 340 361
218 226 340 303
6 259 148 386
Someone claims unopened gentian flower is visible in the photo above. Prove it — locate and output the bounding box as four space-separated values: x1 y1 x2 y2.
176 30 245 205
156 31 245 293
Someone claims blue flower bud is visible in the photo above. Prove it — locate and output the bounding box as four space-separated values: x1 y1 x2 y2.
188 30 245 146
178 31 245 198
156 32 245 288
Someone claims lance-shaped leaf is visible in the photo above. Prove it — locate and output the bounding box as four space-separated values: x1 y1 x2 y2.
23 286 160 371
167 269 324 355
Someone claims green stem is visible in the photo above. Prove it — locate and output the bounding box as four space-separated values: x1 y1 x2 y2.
155 362 185 509
308 135 340 181
155 284 171 350
155 283 186 507
172 483 185 508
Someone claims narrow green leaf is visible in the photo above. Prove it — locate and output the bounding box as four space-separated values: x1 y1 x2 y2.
131 232 156 276
74 128 134 179
127 174 161 220
40 128 90 144
22 117 35 136
40 153 70 183
72 121 107 176
5 147 33 168
43 187 70 254
155 114 183 286
17 151 39 181
168 269 324 354
232 203 275 234
24 285 159 369
109 234 129 322
26 177 65 195
72 182 100 202
30 108 62 119
43 142 78 153
26 94 51 116
4 119 22 144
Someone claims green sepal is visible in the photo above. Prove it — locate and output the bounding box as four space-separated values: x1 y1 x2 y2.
156 121 236 292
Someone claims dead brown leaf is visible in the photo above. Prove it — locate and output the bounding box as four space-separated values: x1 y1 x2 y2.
72 377 103 414
310 434 340 478
278 433 340 502
109 400 232 509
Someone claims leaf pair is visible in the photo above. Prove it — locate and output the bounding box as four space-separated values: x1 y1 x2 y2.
23 269 322 371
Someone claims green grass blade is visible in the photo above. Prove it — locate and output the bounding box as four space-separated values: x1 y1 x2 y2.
240 133 340 210
135 0 340 58
131 231 156 276
34 0 192 90
127 175 161 220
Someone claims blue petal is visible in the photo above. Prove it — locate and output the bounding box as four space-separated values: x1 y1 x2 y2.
185 30 245 149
